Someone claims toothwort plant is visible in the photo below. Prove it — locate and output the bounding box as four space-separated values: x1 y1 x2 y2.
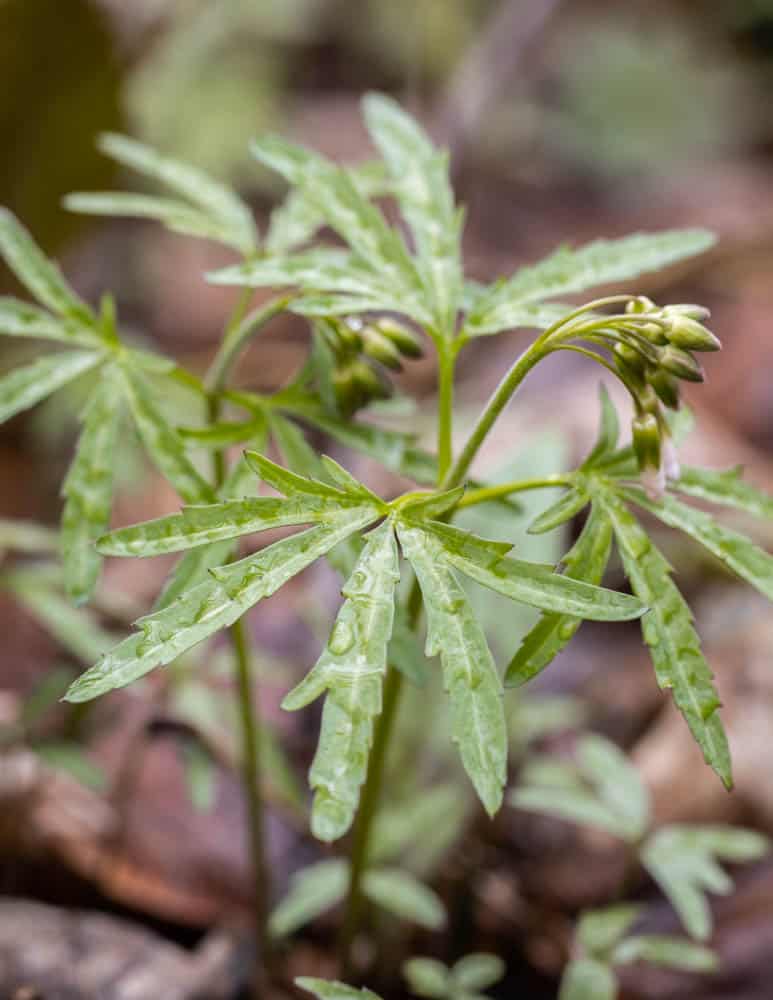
1 94 771 993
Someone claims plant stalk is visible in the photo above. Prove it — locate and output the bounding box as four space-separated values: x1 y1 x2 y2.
205 288 289 992
436 344 456 481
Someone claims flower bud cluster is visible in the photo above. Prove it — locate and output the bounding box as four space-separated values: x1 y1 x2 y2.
318 316 424 417
613 297 720 493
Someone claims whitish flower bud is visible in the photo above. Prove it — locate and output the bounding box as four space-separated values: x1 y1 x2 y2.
375 318 424 358
659 346 705 382
361 327 404 370
662 436 681 481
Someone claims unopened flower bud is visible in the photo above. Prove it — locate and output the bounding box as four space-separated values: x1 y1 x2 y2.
665 314 721 352
659 345 705 382
664 304 711 323
626 296 657 315
632 412 662 474
375 318 424 358
350 359 392 401
648 369 680 409
614 341 647 375
361 327 404 370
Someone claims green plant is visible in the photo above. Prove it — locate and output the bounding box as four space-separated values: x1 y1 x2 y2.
1 93 771 994
403 954 505 1000
559 904 718 1000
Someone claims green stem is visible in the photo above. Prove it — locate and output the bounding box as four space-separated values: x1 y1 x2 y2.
437 345 456 481
205 293 293 398
443 338 551 489
232 616 272 995
458 474 573 509
204 288 291 991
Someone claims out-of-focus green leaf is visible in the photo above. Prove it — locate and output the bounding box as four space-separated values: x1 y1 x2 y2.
623 486 773 601
296 979 382 1000
641 824 768 940
558 958 616 1000
0 520 59 555
402 957 449 999
119 363 213 504
599 490 732 788
181 738 217 812
507 503 613 687
282 520 399 842
0 297 98 346
269 859 348 939
266 160 389 256
61 366 121 603
369 783 462 866
362 868 446 930
577 734 650 840
0 209 93 320
0 350 102 424
34 741 106 790
462 300 576 338
577 905 642 956
65 509 379 702
397 521 507 816
452 954 506 992
674 465 773 518
464 230 715 338
91 133 257 254
612 935 718 972
6 569 117 664
65 192 250 251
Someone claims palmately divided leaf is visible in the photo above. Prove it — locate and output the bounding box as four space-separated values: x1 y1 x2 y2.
0 350 103 425
397 521 507 816
674 465 773 518
362 867 446 930
0 297 99 346
282 520 399 842
363 93 463 339
623 486 773 602
94 133 257 254
245 449 357 501
598 490 732 788
427 520 645 620
507 503 613 687
452 953 506 992
577 734 650 839
0 209 93 321
577 905 643 957
119 363 214 504
465 229 715 338
64 509 379 702
61 366 122 603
